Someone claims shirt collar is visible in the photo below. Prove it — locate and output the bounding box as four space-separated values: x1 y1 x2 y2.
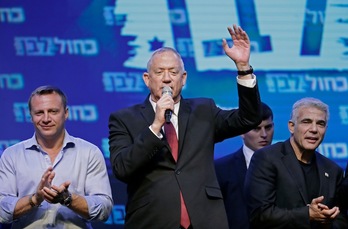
243 144 254 169
24 130 75 152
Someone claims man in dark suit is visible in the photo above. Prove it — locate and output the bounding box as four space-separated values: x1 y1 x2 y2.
245 97 348 228
215 102 274 229
108 24 262 229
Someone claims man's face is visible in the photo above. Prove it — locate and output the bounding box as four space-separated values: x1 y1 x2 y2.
143 50 187 103
288 106 327 152
30 92 68 142
242 117 274 151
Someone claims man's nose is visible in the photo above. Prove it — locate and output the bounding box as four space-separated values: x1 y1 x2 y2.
309 123 318 132
260 128 267 137
42 113 51 122
162 71 171 81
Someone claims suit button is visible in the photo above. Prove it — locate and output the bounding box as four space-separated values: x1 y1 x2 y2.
175 170 181 175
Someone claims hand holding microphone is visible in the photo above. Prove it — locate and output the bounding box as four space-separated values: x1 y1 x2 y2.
162 86 173 123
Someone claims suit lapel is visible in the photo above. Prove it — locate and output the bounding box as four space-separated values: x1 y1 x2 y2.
141 96 193 161
316 154 331 198
281 140 309 204
235 149 248 185
177 99 191 157
140 95 158 129
140 95 176 162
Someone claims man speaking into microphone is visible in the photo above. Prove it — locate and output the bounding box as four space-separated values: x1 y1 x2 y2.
108 24 262 229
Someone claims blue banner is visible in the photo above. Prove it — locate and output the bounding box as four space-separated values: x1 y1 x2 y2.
1 0 348 228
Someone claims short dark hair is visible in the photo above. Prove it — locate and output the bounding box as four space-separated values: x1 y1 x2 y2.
261 102 273 120
28 85 68 112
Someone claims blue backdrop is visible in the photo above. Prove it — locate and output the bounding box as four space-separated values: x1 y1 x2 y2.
1 0 348 228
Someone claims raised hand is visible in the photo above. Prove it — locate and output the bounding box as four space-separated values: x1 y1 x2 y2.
222 24 251 69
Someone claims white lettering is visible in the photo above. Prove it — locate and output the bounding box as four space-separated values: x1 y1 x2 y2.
103 72 145 92
0 7 25 23
67 105 98 122
14 37 98 56
13 103 30 122
0 74 24 89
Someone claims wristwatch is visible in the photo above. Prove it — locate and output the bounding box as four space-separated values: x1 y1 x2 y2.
237 65 253 76
29 193 40 207
59 189 72 207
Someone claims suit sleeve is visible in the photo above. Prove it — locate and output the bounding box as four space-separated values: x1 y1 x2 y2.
108 111 168 183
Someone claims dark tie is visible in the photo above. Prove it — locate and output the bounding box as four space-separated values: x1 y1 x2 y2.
164 122 190 228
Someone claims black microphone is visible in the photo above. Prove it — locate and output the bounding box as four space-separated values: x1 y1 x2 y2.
162 86 173 123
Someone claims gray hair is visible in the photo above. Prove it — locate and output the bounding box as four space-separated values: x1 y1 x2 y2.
290 97 329 123
146 47 185 72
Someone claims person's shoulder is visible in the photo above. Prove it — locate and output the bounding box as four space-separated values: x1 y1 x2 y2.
184 97 212 103
70 136 97 146
71 137 108 159
263 141 284 151
215 154 232 166
182 97 215 109
67 135 101 153
4 138 32 151
1 138 31 158
253 141 285 159
215 149 242 166
110 102 143 115
216 149 241 161
316 152 343 171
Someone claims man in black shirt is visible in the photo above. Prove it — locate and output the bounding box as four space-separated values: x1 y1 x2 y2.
245 97 348 228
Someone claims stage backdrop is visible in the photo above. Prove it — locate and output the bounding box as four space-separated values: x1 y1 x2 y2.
0 0 347 228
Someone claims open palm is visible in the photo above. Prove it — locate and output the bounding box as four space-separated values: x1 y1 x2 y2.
222 24 250 67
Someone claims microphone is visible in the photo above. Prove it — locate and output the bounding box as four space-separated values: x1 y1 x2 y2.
162 86 173 123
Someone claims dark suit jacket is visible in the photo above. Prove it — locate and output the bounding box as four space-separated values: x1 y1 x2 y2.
108 84 261 229
245 139 347 229
215 148 249 229
337 163 348 220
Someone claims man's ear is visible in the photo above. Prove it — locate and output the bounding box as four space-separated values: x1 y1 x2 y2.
288 120 294 134
65 107 69 120
143 72 150 88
